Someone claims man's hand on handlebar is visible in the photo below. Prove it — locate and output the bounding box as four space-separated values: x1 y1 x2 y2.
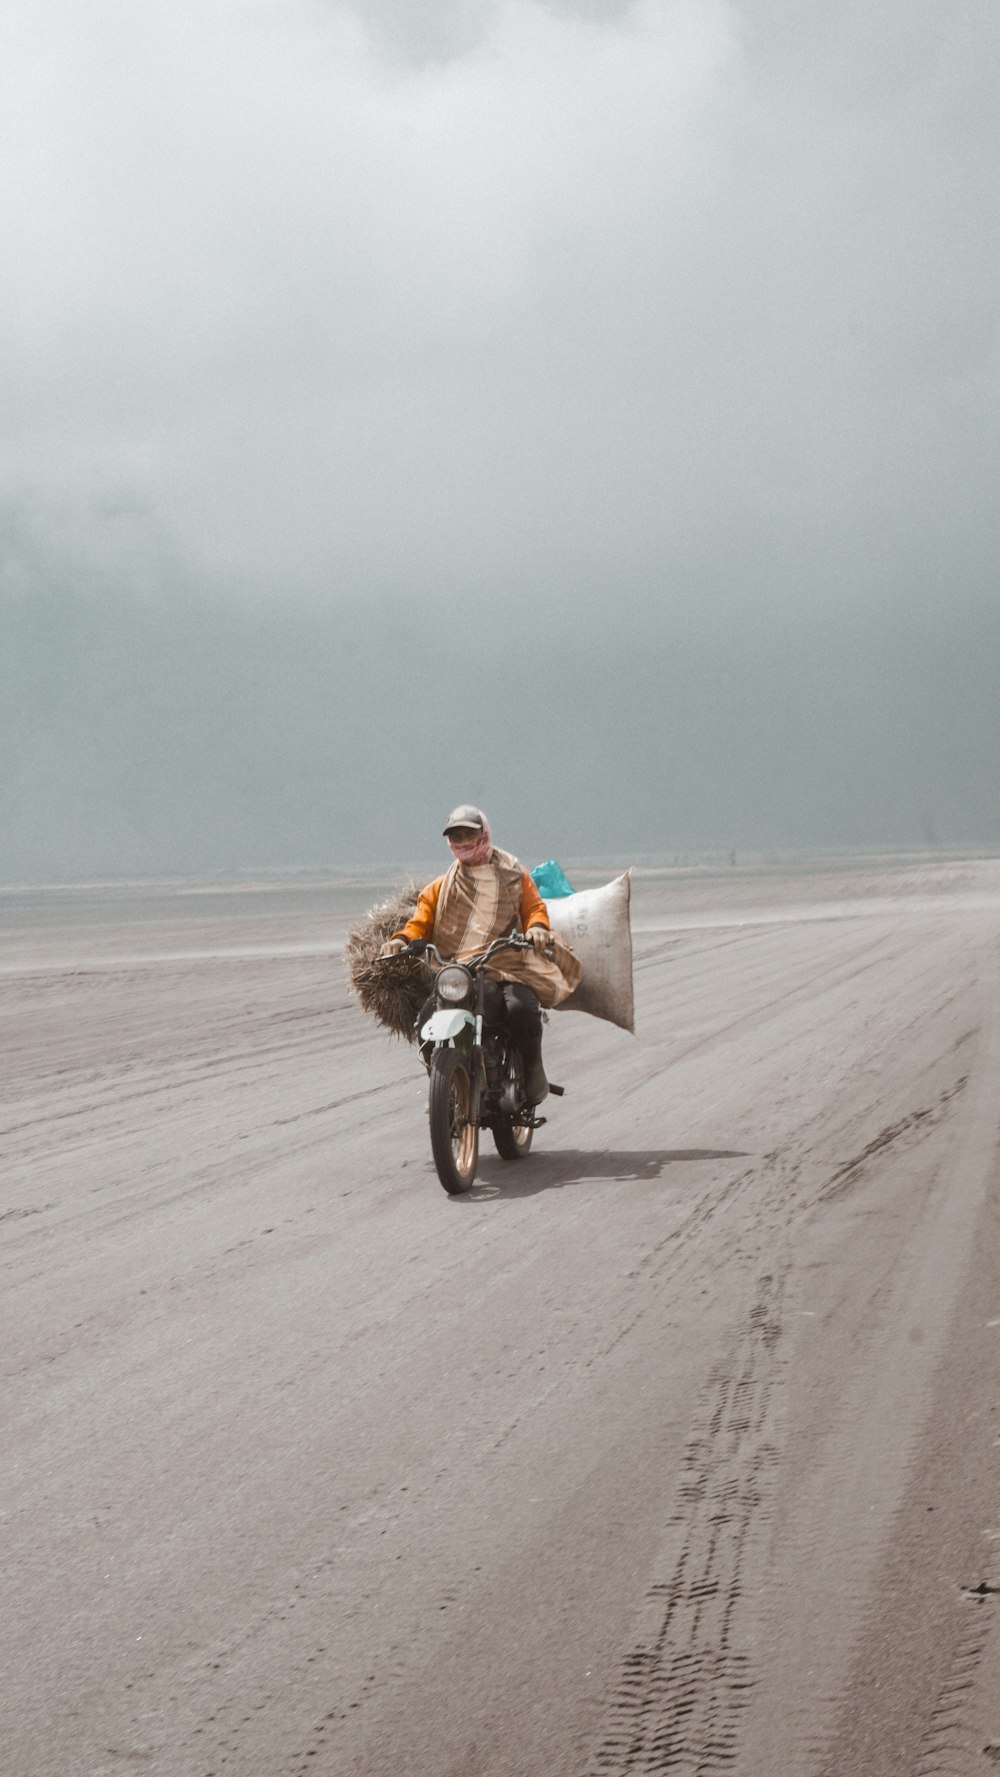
526 925 553 953
376 937 429 963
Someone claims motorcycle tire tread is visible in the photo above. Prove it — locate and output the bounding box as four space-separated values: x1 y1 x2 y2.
428 1047 479 1194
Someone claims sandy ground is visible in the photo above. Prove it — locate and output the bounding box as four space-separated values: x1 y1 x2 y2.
3 856 1000 1777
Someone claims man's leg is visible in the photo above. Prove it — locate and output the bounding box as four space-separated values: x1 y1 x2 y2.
502 982 547 1104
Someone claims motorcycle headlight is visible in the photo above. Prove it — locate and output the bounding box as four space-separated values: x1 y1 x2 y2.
437 966 472 1004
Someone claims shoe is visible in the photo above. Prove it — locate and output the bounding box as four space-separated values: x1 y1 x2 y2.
524 1060 549 1104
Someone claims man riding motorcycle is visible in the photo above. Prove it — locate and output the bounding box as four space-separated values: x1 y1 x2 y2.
378 805 579 1103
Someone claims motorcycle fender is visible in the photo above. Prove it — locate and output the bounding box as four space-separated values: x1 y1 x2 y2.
421 1009 474 1045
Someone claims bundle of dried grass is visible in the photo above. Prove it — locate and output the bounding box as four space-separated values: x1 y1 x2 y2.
345 882 428 1042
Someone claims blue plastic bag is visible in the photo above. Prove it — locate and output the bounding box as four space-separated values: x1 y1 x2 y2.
531 858 575 899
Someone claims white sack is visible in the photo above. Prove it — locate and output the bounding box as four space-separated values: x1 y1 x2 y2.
545 872 634 1034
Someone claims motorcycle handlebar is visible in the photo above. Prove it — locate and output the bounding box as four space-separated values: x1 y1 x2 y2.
380 931 532 969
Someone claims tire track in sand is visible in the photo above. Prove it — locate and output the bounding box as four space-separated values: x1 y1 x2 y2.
911 1583 1000 1777
586 1271 786 1776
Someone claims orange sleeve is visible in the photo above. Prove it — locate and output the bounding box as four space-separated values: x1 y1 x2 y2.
520 872 550 932
394 876 443 942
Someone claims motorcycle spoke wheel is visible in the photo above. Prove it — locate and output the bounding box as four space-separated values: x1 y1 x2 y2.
492 1048 534 1161
429 1049 479 1194
493 1115 533 1160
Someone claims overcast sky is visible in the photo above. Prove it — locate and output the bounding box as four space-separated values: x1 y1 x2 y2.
2 0 998 879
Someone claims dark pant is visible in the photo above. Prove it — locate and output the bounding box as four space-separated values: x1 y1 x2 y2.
418 980 543 1068
483 981 544 1070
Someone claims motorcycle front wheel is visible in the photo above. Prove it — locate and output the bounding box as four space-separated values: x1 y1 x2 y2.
429 1048 479 1194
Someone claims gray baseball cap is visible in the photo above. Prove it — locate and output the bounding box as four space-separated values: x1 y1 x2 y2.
443 804 485 835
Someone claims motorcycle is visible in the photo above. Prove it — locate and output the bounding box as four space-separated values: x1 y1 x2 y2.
379 931 564 1195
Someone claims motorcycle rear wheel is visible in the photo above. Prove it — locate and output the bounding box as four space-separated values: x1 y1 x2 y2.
492 1046 533 1161
492 1116 533 1160
429 1048 479 1194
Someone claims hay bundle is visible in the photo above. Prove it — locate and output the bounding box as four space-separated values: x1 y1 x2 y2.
345 882 428 1042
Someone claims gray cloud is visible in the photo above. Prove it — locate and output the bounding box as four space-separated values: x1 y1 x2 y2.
3 0 996 594
345 1 496 64
344 0 637 65
1 0 998 876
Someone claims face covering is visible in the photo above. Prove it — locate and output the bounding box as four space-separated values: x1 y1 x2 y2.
449 814 493 866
